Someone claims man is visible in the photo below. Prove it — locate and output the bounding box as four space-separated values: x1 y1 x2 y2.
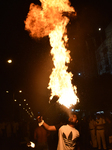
34 117 49 150
38 112 80 150
95 114 107 150
88 115 97 149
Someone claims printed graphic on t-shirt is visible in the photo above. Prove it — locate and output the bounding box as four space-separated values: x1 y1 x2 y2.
62 131 77 149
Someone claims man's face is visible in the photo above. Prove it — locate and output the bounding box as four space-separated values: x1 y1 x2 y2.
68 114 78 124
37 116 42 123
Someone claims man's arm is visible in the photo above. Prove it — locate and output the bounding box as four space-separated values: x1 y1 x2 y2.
77 144 80 150
43 122 56 131
75 137 80 150
37 116 56 131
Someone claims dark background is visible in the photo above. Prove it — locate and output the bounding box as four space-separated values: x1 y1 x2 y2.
0 0 112 120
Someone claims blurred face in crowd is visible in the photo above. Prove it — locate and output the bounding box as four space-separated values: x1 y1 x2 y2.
96 114 100 119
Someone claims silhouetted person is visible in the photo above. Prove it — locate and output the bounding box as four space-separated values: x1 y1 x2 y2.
105 115 112 149
6 121 12 138
96 114 107 150
88 115 97 149
34 117 49 150
12 121 19 138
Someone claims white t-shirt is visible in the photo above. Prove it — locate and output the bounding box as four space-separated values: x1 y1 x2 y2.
57 124 79 150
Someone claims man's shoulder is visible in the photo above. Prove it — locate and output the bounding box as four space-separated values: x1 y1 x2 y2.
55 122 66 130
59 124 67 129
60 124 79 132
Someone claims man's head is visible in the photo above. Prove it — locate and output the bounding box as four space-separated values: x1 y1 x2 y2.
36 116 42 123
68 112 78 126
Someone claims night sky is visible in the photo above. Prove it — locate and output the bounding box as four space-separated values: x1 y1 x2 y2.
0 0 112 118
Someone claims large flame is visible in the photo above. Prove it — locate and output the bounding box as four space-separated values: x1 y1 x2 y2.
25 0 79 108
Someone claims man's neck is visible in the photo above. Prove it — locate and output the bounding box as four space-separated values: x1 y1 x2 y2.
68 124 75 128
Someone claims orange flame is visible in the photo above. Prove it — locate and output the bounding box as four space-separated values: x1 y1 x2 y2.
25 0 79 108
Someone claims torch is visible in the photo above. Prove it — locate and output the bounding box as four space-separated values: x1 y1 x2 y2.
27 141 35 148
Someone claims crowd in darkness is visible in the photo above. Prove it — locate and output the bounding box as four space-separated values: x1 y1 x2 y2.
0 112 112 150
79 113 112 150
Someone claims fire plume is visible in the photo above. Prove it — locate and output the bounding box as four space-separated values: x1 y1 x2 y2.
25 0 79 108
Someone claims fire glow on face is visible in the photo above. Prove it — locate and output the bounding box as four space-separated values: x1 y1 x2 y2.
24 0 79 108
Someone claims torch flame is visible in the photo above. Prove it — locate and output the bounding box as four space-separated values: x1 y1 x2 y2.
27 141 35 148
25 0 79 108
